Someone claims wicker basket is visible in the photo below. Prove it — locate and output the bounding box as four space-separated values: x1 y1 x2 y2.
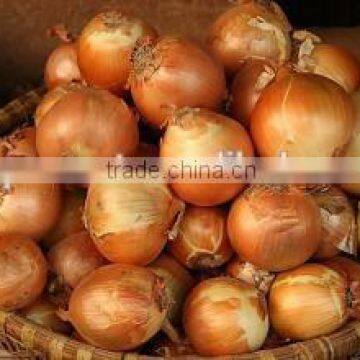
0 89 360 360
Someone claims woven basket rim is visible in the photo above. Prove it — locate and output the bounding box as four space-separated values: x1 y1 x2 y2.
1 89 360 359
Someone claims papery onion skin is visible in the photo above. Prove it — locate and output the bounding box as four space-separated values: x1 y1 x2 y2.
35 83 83 127
183 277 269 356
130 37 227 128
67 264 168 351
269 263 348 340
169 206 233 269
0 126 37 157
36 86 139 157
299 43 360 93
84 180 184 265
228 185 322 272
150 254 195 324
21 298 72 334
226 257 275 293
45 43 82 90
78 11 157 94
48 231 106 289
324 256 360 286
160 108 254 206
231 60 275 128
251 73 355 157
42 188 86 249
207 0 291 74
0 234 47 311
0 184 62 240
311 186 356 260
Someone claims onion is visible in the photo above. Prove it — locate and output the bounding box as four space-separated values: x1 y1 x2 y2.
130 36 227 128
42 188 86 249
251 72 355 156
0 234 47 311
183 277 269 356
21 298 72 334
48 231 105 289
324 256 360 284
226 257 275 293
0 125 37 157
135 142 159 157
35 83 82 127
150 253 195 324
160 108 254 206
65 264 170 351
84 180 184 265
0 184 62 240
78 10 157 94
149 337 195 357
227 185 322 271
230 60 275 128
269 263 350 340
168 206 233 269
310 186 356 260
294 31 360 93
342 91 360 195
207 0 291 74
36 85 139 157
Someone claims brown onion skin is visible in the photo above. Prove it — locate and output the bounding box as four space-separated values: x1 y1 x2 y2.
183 277 269 356
324 256 360 285
160 108 254 206
0 184 62 240
150 254 195 324
130 36 227 128
228 186 322 272
207 0 291 74
67 264 168 351
36 86 139 157
311 186 356 260
251 72 355 157
45 43 82 90
0 126 37 157
42 188 86 249
135 142 159 158
269 263 348 340
231 60 275 128
78 11 157 94
302 43 360 93
21 298 72 334
0 234 47 311
169 206 233 269
84 181 184 265
48 231 106 289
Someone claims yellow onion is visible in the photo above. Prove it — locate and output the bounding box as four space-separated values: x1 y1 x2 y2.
21 298 72 334
295 31 360 93
0 126 37 157
310 186 356 260
342 91 360 195
65 264 170 351
42 188 86 249
48 231 106 289
78 10 157 94
269 263 349 340
183 277 269 356
84 180 184 265
0 234 47 311
207 0 291 74
228 185 321 271
130 36 227 128
226 257 275 293
169 206 233 269
251 72 355 156
160 108 254 206
150 253 195 324
0 184 62 240
36 85 139 157
230 60 276 128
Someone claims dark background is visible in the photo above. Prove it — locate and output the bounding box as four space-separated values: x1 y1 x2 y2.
0 0 359 105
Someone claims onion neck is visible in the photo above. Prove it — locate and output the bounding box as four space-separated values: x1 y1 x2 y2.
162 317 181 344
101 11 127 29
47 24 73 43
